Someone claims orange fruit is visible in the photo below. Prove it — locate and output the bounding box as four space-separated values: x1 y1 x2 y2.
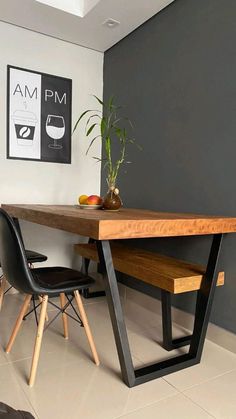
78 194 88 204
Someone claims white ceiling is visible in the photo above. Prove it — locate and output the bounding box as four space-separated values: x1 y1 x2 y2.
0 0 174 52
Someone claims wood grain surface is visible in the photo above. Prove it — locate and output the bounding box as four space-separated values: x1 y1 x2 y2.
74 242 224 294
2 204 236 240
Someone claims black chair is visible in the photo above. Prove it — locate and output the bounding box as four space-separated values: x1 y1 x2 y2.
0 209 99 387
0 218 47 311
0 402 35 418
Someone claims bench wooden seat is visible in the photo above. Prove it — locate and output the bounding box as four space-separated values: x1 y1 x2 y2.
74 243 224 294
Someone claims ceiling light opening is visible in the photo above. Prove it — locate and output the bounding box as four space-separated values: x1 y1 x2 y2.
35 0 101 18
103 18 120 28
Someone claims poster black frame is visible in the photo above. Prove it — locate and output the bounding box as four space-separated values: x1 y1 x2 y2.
7 65 72 164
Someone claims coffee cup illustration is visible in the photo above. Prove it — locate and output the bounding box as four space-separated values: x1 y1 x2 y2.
12 110 37 146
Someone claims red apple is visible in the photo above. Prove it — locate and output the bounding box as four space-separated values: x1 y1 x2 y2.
87 195 103 205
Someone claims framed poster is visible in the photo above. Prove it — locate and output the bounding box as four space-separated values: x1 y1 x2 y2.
7 65 72 164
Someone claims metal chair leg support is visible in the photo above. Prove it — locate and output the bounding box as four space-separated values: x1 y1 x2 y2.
32 295 38 326
4 286 13 295
65 294 83 325
44 297 83 331
23 300 42 321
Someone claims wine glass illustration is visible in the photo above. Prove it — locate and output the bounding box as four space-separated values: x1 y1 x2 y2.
46 115 65 149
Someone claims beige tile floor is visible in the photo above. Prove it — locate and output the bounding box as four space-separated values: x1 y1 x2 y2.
0 292 236 419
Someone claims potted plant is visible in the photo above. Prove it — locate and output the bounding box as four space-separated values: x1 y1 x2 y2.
73 96 140 210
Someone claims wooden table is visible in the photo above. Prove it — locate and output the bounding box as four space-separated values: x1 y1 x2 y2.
2 204 236 387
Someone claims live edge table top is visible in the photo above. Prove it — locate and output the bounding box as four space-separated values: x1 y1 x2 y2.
2 204 236 240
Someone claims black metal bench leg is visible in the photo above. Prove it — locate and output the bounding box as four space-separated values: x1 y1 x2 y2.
161 290 174 350
161 290 192 351
81 238 106 299
96 235 224 387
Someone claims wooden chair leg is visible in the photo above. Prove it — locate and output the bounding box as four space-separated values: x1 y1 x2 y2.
74 290 100 366
6 294 32 353
29 295 48 387
39 296 49 322
60 293 69 339
0 276 6 311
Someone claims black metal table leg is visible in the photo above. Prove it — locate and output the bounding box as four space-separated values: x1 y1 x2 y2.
161 290 192 351
97 240 136 387
97 234 224 387
189 234 224 361
81 238 106 299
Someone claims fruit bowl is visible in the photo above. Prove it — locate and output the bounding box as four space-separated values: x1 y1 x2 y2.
76 204 103 210
77 194 103 209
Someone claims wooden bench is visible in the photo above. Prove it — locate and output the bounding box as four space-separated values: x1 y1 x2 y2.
75 241 224 351
74 242 224 294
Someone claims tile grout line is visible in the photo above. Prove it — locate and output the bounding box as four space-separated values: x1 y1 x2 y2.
113 386 220 419
113 393 183 419
163 366 236 393
0 359 40 419
180 392 217 419
17 380 40 419
2 294 236 418
8 356 48 419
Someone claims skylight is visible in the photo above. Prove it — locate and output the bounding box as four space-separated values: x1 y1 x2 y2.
35 0 101 18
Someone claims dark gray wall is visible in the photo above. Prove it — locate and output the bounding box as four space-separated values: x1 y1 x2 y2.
103 0 236 333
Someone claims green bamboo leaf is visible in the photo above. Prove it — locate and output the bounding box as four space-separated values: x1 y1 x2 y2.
86 123 97 136
111 105 122 111
85 114 101 130
86 135 100 155
74 95 141 183
72 110 96 134
108 95 114 110
105 136 111 155
103 161 109 170
101 117 107 136
92 156 107 162
115 128 122 138
125 117 134 129
93 95 104 106
112 118 122 127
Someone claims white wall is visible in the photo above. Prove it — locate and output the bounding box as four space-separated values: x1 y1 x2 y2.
0 21 103 268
